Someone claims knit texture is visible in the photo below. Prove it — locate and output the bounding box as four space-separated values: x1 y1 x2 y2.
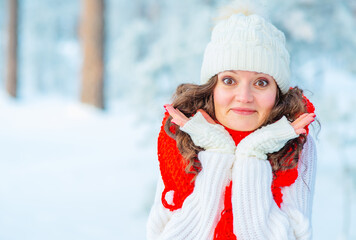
200 13 290 94
151 97 316 239
157 113 197 210
157 115 300 239
213 128 251 240
181 111 236 154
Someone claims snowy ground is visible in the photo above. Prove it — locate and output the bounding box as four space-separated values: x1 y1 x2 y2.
0 87 355 239
0 95 160 240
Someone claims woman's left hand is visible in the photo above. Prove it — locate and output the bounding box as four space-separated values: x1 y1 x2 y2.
235 114 315 160
291 113 315 134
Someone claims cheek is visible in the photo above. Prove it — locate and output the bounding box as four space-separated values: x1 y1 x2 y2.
213 88 231 113
258 92 277 116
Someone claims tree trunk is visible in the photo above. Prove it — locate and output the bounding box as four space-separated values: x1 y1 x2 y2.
80 0 105 109
6 0 18 98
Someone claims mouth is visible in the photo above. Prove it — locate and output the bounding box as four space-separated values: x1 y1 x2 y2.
231 107 256 116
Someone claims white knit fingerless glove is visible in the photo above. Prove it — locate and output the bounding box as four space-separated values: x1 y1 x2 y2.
236 116 299 160
180 112 236 154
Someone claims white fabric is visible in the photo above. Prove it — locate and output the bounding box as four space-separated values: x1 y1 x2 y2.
236 116 298 160
200 13 290 94
147 119 317 239
231 134 316 239
147 151 235 240
180 111 236 154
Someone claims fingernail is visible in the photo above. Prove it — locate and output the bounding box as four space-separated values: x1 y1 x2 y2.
171 120 176 125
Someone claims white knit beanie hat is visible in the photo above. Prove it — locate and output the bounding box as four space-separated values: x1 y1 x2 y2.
200 13 290 94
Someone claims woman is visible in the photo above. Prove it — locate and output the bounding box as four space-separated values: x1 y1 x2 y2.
147 12 317 240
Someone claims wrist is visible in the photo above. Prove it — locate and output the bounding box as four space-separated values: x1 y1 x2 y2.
181 112 236 154
235 116 299 158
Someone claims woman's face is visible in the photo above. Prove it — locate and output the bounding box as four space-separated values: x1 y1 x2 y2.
213 70 278 131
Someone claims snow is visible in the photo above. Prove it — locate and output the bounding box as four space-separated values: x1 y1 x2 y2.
0 94 160 240
1 65 356 239
1 0 356 238
308 62 356 240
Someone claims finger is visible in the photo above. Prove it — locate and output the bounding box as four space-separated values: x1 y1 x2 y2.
164 104 175 118
304 115 316 126
291 113 309 126
164 104 189 127
197 109 216 124
298 114 315 127
295 128 307 135
292 113 315 127
298 113 309 119
165 104 182 118
291 113 315 131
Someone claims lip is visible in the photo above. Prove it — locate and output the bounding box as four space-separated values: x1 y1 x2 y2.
231 107 256 115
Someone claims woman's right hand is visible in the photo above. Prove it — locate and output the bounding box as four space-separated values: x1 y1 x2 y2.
164 104 216 127
164 104 236 154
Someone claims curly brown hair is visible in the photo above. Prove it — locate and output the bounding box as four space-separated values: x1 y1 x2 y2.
164 75 310 176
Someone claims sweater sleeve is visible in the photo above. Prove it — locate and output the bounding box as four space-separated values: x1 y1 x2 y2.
280 134 317 239
146 151 235 240
231 134 317 240
146 174 173 240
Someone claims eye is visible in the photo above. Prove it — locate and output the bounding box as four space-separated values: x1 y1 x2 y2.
222 77 236 85
255 78 269 87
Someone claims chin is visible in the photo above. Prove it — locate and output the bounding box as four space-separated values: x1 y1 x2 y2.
224 116 259 131
227 122 258 131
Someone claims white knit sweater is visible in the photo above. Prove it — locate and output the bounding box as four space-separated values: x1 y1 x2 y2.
146 116 317 240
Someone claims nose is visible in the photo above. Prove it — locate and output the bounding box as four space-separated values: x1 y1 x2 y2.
234 83 253 103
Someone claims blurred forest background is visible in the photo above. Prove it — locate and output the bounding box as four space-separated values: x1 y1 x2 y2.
0 0 356 239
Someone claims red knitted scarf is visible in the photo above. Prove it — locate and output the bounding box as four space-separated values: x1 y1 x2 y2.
157 97 315 239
